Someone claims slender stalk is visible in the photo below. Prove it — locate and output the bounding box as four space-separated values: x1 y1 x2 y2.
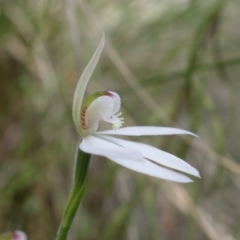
56 148 91 240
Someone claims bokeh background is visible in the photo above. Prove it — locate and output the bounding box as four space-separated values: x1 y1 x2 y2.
1 0 240 239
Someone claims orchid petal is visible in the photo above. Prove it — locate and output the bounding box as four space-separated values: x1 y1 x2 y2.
101 136 200 177
72 35 105 134
96 126 197 137
80 135 192 182
80 135 143 162
119 158 193 183
84 96 114 135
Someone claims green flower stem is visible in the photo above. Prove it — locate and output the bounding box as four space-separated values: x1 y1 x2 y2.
56 148 91 240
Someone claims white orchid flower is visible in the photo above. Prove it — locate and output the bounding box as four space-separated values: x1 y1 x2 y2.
11 231 27 240
0 231 27 240
73 35 200 183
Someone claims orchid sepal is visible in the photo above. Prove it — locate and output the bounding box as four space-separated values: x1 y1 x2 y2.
72 34 105 134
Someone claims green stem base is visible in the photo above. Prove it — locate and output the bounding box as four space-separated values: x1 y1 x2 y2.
56 148 91 240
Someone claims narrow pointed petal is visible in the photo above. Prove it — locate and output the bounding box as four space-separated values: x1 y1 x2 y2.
72 35 105 134
80 135 192 183
101 136 200 177
80 135 143 162
120 158 193 183
96 126 197 137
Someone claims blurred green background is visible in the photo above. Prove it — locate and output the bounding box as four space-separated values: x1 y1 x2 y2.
1 0 240 239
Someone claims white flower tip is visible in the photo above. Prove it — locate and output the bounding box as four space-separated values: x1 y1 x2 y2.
192 133 199 138
185 167 200 179
188 167 201 178
184 179 194 183
189 170 200 179
12 231 27 240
